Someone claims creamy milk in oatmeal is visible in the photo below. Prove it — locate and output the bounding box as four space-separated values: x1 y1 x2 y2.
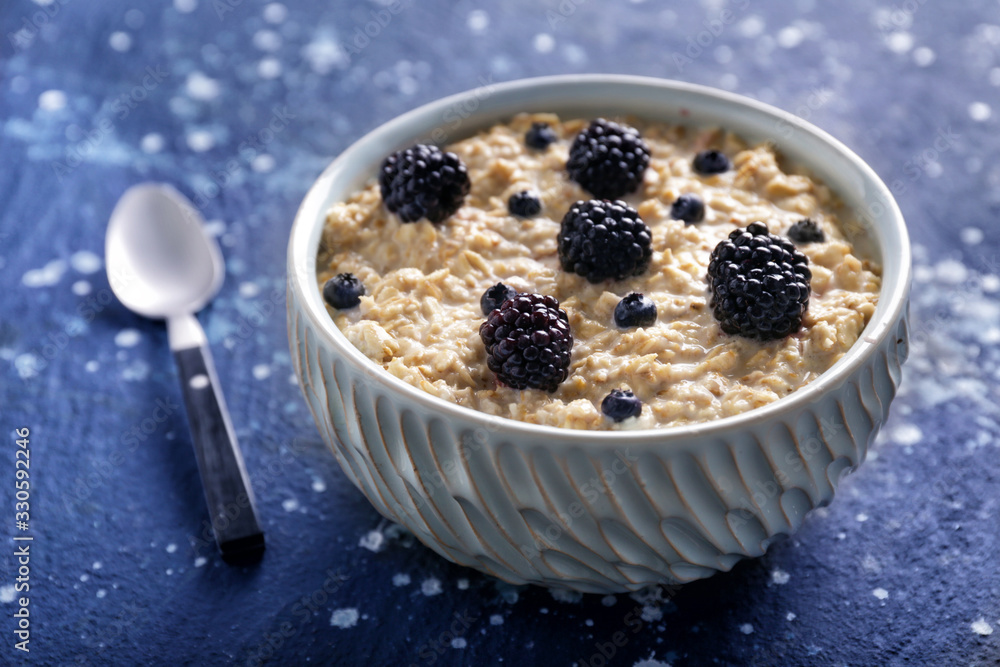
317 113 881 430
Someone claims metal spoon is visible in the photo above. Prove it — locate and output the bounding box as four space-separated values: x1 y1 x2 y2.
106 183 264 563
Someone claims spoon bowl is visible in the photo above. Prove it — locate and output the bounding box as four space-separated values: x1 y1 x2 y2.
106 183 223 319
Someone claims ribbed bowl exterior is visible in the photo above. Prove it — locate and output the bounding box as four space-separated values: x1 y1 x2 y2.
289 286 909 592
287 76 911 593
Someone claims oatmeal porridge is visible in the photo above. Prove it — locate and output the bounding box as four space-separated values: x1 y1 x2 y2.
316 113 881 430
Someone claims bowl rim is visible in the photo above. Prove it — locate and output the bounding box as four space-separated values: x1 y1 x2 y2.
288 73 911 445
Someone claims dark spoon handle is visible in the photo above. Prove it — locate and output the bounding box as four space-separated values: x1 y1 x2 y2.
173 344 265 562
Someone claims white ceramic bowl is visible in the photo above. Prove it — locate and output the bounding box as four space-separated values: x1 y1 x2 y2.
287 75 911 593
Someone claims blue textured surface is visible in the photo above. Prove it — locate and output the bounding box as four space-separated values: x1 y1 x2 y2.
2 1 1000 665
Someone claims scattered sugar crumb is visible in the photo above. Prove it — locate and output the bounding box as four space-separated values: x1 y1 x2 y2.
771 569 790 585
80 574 89 582
786 612 796 621
263 3 287 24
359 530 384 553
739 16 765 38
186 130 215 153
115 329 141 348
856 513 869 523
421 578 443 596
451 638 467 649
873 588 889 600
92 561 102 570
330 608 359 629
739 623 754 634
961 227 984 245
141 133 165 154
251 154 276 173
0 585 15 603
936 259 969 284
893 423 923 445
194 557 207 568
166 543 177 554
72 280 92 296
96 589 107 599
282 498 299 512
456 578 469 590
311 477 327 493
467 10 489 33
601 595 617 607
913 46 935 66
972 618 994 636
174 0 197 13
392 573 410 587
257 58 282 80
533 33 555 53
969 102 992 122
252 364 271 380
550 588 583 603
252 29 282 52
885 31 913 53
490 614 503 625
70 250 102 274
777 26 804 48
85 360 100 373
38 89 67 111
186 72 221 101
23 259 67 287
109 31 132 52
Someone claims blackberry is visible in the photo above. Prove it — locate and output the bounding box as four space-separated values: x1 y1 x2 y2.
601 389 642 422
558 200 652 283
479 293 573 392
525 122 558 150
788 219 826 244
693 149 732 175
566 118 650 199
480 282 518 316
614 293 657 328
508 190 542 218
323 273 365 309
378 144 470 223
707 222 812 340
670 193 705 224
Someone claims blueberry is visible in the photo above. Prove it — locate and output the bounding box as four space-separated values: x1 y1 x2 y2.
601 389 642 422
670 193 705 224
525 122 558 150
323 273 365 309
480 282 518 316
614 292 657 328
508 191 542 218
788 219 826 244
693 149 732 175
